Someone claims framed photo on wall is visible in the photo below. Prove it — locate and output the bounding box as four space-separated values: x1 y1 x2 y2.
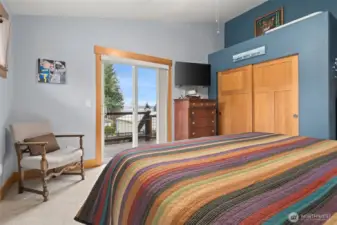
255 8 284 37
37 58 66 84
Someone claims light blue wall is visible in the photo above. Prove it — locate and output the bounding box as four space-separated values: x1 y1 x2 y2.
209 12 333 140
225 0 337 47
10 15 224 162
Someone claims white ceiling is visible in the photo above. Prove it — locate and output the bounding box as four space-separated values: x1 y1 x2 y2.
4 0 267 23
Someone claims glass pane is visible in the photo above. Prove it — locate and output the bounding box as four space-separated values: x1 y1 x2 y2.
104 63 133 162
137 67 157 147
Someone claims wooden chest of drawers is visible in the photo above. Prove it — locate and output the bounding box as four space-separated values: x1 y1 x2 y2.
174 99 216 141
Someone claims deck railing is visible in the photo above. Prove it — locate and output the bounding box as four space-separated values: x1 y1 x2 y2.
104 111 156 144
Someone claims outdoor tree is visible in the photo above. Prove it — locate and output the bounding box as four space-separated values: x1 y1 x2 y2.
104 64 124 111
144 102 151 110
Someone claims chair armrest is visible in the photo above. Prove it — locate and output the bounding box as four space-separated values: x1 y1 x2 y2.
55 134 84 138
15 141 48 157
16 141 48 146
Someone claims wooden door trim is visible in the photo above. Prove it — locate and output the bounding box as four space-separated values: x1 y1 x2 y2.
95 45 173 166
94 46 172 66
291 55 299 135
252 54 299 67
218 65 252 75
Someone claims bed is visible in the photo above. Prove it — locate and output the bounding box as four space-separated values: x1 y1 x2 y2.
75 133 337 225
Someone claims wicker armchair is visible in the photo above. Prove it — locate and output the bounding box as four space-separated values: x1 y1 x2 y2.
10 121 84 202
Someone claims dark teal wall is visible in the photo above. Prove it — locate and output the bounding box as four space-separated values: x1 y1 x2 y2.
209 12 333 139
225 0 337 47
328 14 337 139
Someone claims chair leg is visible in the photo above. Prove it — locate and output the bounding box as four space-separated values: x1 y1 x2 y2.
41 169 49 202
18 166 24 194
80 156 85 181
16 146 24 194
80 137 85 181
52 168 57 178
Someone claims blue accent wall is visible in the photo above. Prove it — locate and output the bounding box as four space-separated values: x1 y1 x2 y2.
225 0 337 47
328 13 337 139
209 12 335 139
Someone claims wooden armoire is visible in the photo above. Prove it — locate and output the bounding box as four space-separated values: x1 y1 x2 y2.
217 55 299 136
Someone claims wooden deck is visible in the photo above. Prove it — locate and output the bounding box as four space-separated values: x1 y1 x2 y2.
104 140 156 163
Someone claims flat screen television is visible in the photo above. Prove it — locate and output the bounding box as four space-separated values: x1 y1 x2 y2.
175 61 211 86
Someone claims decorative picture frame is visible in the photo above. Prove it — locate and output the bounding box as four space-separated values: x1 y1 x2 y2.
255 8 284 37
37 58 66 84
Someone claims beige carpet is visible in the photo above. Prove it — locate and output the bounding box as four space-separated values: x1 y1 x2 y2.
0 166 105 225
104 140 156 163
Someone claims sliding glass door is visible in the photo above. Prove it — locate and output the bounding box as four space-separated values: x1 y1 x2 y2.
136 67 157 146
132 66 138 147
130 66 168 147
102 57 169 161
156 68 169 144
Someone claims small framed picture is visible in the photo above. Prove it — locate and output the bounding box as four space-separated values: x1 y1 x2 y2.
255 8 284 37
37 58 66 84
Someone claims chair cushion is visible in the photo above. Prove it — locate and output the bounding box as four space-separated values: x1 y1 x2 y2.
10 121 53 143
24 133 60 156
20 146 83 170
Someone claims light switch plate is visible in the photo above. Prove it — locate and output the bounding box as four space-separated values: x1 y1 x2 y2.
85 100 92 108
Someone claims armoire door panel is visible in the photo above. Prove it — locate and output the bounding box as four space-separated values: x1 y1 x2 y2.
219 94 252 135
253 92 274 133
219 71 248 93
218 65 253 135
218 67 252 94
274 90 293 135
253 55 299 136
218 56 298 137
254 62 292 92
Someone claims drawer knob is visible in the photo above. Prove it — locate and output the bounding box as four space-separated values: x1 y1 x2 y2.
212 121 214 123
212 111 214 114
212 130 214 133
192 132 195 136
193 103 195 105
201 103 203 106
192 121 195 125
206 103 208 106
192 112 195 115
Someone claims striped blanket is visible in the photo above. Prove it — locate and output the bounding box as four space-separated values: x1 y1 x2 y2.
75 133 337 225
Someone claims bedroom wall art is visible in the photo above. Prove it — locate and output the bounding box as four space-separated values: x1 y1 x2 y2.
255 8 284 37
37 58 66 84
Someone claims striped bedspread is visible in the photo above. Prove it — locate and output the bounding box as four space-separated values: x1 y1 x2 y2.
75 133 337 225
